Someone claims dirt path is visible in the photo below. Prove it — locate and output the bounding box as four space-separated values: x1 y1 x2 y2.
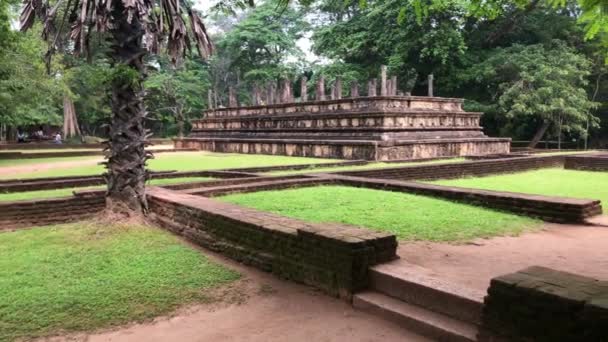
397 223 608 292
0 158 102 178
41 244 427 342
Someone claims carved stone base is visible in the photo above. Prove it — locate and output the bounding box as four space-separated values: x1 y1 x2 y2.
175 137 510 161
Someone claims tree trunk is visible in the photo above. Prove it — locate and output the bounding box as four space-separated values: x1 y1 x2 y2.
557 115 562 150
528 120 550 149
105 1 149 215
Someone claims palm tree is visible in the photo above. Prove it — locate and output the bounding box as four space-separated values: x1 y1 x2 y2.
20 0 214 214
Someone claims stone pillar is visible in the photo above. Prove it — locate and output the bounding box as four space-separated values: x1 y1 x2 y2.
391 76 398 96
300 77 308 102
428 73 434 97
350 82 359 98
330 83 336 100
228 86 238 107
251 85 260 105
386 79 392 97
207 89 214 109
267 82 276 105
316 76 326 101
380 65 387 96
368 78 377 96
335 78 342 99
281 78 293 103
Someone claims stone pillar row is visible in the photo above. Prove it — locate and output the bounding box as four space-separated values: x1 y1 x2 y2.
206 65 407 109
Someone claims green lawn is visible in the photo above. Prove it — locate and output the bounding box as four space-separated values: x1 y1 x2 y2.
0 177 212 202
219 185 540 242
0 152 338 180
0 156 101 168
429 168 608 205
264 158 466 176
0 221 239 341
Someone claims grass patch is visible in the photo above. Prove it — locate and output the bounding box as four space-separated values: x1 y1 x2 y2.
0 221 240 341
264 158 466 176
0 156 100 168
429 168 608 205
0 152 337 180
529 150 598 156
0 177 212 202
219 185 540 242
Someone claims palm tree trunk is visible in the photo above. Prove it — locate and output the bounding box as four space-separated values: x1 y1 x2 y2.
104 1 149 214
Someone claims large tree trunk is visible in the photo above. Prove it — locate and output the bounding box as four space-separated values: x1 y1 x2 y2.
528 120 550 149
104 1 149 215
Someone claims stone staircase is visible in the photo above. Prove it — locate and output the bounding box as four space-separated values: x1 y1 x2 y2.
353 261 485 341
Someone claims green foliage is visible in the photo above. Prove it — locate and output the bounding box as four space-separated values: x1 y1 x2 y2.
466 41 599 137
431 168 608 205
145 57 211 137
0 25 64 127
220 185 540 241
0 221 239 341
312 0 467 92
207 0 309 105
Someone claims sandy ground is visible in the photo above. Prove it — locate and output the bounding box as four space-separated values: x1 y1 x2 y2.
0 158 102 178
397 223 608 292
40 242 427 342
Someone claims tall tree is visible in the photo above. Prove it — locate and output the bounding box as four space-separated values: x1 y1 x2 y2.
467 42 599 147
20 0 213 214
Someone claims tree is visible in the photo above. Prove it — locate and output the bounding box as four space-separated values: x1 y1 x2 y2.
468 42 599 148
20 0 213 214
207 0 309 105
0 25 64 134
145 57 210 138
312 0 467 94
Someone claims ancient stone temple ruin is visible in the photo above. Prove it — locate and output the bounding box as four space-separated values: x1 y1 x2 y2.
177 69 510 160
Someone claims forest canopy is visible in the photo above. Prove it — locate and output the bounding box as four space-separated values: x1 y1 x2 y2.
1 0 606 147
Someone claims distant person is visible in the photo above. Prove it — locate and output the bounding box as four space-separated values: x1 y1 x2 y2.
17 131 26 143
54 132 62 144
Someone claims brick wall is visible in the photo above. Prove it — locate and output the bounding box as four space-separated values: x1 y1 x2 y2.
337 155 565 180
479 266 608 341
0 170 257 193
147 187 397 298
565 154 608 171
328 175 602 223
0 192 105 230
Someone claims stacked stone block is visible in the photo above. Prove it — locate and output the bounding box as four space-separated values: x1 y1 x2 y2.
479 266 608 341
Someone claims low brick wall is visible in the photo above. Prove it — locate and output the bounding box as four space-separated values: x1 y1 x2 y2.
0 143 102 150
0 192 105 230
147 187 397 298
327 175 602 223
479 266 608 341
337 155 565 181
0 170 257 193
0 148 195 160
565 154 608 171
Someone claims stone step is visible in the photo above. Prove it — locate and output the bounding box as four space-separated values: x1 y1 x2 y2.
369 261 485 324
584 214 608 227
354 291 478 342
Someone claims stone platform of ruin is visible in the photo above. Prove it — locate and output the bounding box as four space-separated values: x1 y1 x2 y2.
176 68 510 161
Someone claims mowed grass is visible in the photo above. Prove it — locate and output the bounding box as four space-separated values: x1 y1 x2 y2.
0 151 337 180
0 155 101 168
429 168 608 205
0 221 240 341
219 186 540 242
0 177 213 202
264 158 466 176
